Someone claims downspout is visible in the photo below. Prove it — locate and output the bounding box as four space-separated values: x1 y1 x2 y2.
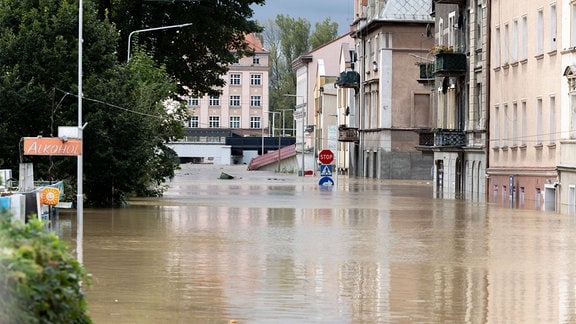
485 0 492 202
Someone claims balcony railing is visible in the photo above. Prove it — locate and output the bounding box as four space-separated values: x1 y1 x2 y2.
434 52 467 77
433 0 465 4
335 71 360 89
418 129 466 147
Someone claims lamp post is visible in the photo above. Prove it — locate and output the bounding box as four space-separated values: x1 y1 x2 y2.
268 111 281 172
283 94 305 176
127 23 193 62
77 0 83 264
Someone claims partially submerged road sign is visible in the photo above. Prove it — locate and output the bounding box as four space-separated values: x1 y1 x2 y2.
23 137 82 156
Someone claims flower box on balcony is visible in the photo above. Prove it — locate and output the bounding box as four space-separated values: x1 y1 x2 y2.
434 52 467 76
335 71 360 89
338 125 359 142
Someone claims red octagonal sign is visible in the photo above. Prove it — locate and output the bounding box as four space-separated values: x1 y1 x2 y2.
319 149 334 164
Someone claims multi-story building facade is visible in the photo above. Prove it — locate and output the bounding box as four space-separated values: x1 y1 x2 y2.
172 34 271 164
420 0 490 200
186 34 269 134
488 1 561 209
348 0 435 180
292 33 354 174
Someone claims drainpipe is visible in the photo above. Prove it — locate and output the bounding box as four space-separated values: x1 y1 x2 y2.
485 0 492 202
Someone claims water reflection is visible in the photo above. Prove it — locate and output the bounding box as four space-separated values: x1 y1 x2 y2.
55 166 576 323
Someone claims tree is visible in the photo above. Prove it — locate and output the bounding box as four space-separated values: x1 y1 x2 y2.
260 15 339 134
99 0 265 97
0 0 187 206
310 18 339 49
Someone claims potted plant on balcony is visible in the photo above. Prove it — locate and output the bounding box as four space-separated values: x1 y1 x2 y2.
431 46 466 76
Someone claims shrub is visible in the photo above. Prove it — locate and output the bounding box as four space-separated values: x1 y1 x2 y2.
0 210 91 323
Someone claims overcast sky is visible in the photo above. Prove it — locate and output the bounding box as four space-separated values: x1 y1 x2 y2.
251 0 353 35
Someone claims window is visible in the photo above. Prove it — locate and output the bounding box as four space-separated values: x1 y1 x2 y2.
521 16 528 60
209 96 220 106
572 3 576 47
512 20 518 63
494 105 500 147
494 26 501 66
521 100 527 146
230 95 241 107
448 12 456 48
503 23 509 65
474 83 482 128
250 95 261 107
537 9 543 55
209 116 220 128
550 4 557 51
549 96 556 144
503 104 508 147
230 73 241 85
250 116 261 129
230 116 240 128
252 57 260 65
476 2 483 48
512 102 518 146
187 96 199 106
250 74 262 86
189 116 198 128
537 97 543 144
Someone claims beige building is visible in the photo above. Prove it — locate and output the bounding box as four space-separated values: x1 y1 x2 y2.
488 1 561 209
186 34 269 133
348 0 435 180
419 0 490 201
292 33 354 174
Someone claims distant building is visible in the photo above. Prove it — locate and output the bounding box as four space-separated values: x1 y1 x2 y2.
170 34 275 165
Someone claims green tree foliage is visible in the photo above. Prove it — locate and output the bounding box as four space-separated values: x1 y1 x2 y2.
0 0 187 206
310 18 339 49
0 211 91 323
260 15 339 133
100 0 264 97
82 52 187 205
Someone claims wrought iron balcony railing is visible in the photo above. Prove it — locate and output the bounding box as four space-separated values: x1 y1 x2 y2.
418 129 466 147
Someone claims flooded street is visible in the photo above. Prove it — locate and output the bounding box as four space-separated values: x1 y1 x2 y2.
58 164 576 323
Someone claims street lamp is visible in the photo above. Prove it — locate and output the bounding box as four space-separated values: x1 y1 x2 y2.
283 94 305 176
127 23 193 62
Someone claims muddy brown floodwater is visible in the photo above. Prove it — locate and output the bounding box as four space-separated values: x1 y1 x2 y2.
55 164 576 323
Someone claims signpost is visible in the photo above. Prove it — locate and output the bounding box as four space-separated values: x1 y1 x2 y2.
318 149 334 188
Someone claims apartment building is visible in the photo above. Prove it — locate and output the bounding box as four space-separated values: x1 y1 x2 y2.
348 0 435 180
488 1 561 209
420 0 489 200
172 34 271 164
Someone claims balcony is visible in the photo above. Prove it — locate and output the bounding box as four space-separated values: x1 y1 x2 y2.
417 62 434 84
338 125 359 142
336 71 360 89
434 52 467 77
418 129 466 147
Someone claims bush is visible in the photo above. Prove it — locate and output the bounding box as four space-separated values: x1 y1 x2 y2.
0 211 91 323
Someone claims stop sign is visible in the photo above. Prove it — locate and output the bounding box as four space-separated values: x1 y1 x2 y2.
318 149 334 164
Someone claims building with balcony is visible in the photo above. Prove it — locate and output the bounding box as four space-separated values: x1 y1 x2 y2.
348 0 435 180
417 0 489 200
292 33 354 175
488 1 560 209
